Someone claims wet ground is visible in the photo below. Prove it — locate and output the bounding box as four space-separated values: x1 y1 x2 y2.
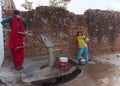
59 53 120 86
0 53 120 86
59 63 120 86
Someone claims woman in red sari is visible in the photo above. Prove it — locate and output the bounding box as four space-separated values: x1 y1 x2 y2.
1 10 28 70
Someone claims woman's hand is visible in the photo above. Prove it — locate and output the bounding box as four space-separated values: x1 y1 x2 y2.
24 31 28 35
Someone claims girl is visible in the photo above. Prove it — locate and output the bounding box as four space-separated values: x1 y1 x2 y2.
76 31 89 64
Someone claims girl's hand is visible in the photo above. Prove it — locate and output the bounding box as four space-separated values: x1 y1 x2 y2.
85 37 90 42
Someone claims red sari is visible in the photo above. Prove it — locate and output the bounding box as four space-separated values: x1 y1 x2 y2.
9 16 24 68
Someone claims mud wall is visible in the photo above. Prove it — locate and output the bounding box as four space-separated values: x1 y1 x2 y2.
3 7 120 58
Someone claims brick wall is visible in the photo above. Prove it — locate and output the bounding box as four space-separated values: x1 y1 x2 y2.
3 7 120 58
85 9 120 57
2 10 14 57
22 7 70 57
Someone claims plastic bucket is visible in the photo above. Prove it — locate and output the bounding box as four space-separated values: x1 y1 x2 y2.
59 57 68 67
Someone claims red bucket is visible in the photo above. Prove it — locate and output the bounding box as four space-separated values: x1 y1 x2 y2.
59 57 68 67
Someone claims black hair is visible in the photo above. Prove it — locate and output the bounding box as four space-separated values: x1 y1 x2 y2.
14 10 21 15
77 31 83 36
